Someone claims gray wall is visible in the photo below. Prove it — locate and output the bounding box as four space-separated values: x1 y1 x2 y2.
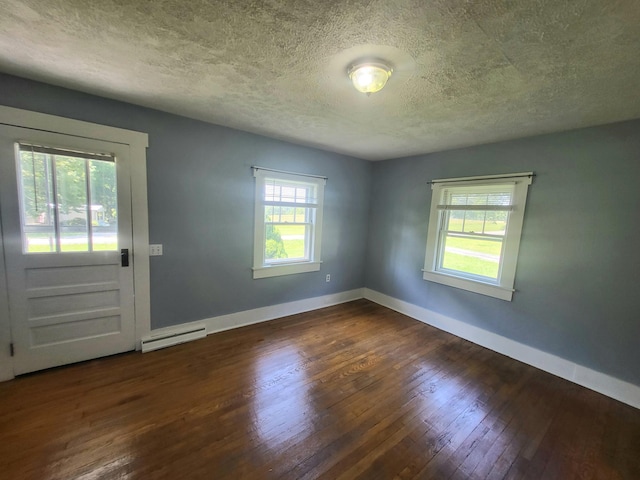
2 73 639 388
0 74 372 329
365 122 640 386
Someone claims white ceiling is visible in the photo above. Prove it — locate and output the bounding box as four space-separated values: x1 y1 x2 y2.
1 0 639 161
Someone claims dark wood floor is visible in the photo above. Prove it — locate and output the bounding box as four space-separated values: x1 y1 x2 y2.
1 300 638 479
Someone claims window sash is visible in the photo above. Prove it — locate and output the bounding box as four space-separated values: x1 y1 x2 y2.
436 190 511 282
437 230 505 283
265 206 315 223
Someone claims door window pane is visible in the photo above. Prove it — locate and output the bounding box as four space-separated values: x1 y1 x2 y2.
55 156 89 252
89 160 118 251
18 145 117 253
19 150 56 253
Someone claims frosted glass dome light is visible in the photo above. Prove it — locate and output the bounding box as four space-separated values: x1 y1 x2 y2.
348 61 393 95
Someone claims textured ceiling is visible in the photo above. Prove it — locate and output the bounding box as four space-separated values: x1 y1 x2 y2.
1 1 639 160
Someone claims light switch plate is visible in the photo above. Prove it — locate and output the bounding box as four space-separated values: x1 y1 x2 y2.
149 244 163 256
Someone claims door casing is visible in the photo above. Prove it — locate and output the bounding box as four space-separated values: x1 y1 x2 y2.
0 106 150 381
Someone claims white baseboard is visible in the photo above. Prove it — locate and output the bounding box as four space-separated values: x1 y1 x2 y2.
203 288 365 334
148 288 365 343
363 288 640 410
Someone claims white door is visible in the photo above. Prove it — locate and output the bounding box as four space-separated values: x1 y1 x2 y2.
0 125 136 375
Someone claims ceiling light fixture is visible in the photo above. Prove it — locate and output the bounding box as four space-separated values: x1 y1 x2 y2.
348 61 393 95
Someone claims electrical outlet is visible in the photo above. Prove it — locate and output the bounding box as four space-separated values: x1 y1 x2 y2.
149 244 163 256
326 274 331 282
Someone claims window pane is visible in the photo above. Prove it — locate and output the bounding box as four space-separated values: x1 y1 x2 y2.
265 224 288 261
487 192 512 206
264 224 309 263
294 207 306 222
484 211 508 235
265 183 278 202
265 207 314 224
444 211 463 232
19 150 56 253
280 206 294 222
462 210 486 234
265 205 274 220
279 186 294 202
55 156 89 252
264 178 317 204
89 159 118 251
446 209 509 237
279 224 308 260
440 234 503 280
449 192 469 205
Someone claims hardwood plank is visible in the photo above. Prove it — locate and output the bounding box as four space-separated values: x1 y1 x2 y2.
0 299 638 479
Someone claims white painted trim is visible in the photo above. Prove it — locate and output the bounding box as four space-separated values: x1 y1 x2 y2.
0 106 151 371
363 288 640 410
252 169 325 280
253 262 321 279
422 270 514 301
205 288 363 333
423 175 532 301
0 106 148 149
0 218 13 381
147 289 364 343
129 141 151 348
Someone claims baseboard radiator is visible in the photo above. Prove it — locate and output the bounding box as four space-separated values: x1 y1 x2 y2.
141 325 207 353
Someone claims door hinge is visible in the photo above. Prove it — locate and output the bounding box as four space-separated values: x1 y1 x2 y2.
10 343 14 357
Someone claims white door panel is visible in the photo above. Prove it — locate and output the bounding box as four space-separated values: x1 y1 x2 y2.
0 125 135 375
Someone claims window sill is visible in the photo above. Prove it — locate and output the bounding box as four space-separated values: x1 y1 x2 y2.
422 270 514 301
253 261 321 279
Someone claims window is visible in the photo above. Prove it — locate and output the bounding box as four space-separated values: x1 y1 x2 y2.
17 144 118 254
423 173 533 301
253 168 325 279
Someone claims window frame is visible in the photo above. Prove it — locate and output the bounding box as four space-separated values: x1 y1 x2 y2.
252 168 325 279
422 173 533 301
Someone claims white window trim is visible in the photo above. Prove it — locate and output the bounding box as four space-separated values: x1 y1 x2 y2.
252 168 325 279
422 173 533 301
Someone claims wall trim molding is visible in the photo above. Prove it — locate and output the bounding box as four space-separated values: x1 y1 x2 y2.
0 218 12 382
363 288 640 410
147 288 365 344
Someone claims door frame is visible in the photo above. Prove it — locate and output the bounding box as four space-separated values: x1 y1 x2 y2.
0 106 151 381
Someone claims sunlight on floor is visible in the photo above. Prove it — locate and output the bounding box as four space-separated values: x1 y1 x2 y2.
251 345 315 447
